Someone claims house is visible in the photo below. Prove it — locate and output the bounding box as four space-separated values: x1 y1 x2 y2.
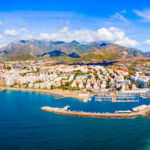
40 83 46 89
34 83 40 88
6 77 15 86
130 75 149 88
132 84 137 90
46 83 51 89
101 81 106 89
28 82 33 88
93 83 99 91
71 81 77 87
78 82 84 89
86 83 92 89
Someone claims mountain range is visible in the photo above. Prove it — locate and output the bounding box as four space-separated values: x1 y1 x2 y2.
0 39 149 61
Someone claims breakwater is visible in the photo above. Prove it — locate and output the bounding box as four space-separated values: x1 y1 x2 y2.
41 106 150 119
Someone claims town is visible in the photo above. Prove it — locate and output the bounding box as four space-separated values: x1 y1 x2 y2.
0 60 149 96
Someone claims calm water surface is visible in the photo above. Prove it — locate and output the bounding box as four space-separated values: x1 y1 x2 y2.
0 90 150 150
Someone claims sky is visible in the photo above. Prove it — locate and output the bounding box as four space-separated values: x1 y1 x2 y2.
0 0 150 51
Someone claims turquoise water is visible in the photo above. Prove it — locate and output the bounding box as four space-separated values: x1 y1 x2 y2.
0 90 150 150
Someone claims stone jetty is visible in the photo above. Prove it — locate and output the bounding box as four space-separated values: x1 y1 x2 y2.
41 105 150 119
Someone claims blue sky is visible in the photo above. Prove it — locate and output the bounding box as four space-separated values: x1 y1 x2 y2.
0 0 150 51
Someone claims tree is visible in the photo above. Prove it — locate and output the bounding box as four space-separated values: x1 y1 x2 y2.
87 75 92 79
106 81 110 89
7 66 11 71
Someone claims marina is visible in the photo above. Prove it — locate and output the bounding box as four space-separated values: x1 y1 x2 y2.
94 92 140 103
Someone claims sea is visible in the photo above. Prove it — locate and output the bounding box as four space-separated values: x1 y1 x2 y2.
0 90 150 150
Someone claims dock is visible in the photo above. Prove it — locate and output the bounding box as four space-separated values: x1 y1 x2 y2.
115 100 139 103
94 92 140 103
55 96 65 100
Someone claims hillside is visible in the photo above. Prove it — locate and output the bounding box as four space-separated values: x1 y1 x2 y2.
0 39 146 61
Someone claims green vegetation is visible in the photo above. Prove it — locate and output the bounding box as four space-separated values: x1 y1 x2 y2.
6 66 11 71
100 51 118 60
5 54 36 61
87 75 92 79
36 67 40 72
106 81 110 89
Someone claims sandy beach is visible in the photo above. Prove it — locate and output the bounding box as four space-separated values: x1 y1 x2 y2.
0 87 7 92
5 87 85 101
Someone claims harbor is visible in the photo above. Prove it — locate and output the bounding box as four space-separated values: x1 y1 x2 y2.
41 90 150 118
2 88 150 118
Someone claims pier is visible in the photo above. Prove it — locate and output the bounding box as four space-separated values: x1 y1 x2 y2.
41 105 150 119
94 92 140 103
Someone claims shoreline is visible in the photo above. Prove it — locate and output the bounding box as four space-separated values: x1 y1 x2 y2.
4 87 85 101
0 87 7 92
41 106 150 119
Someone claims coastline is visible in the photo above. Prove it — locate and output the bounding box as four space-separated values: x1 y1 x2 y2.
41 106 150 119
2 87 150 119
4 87 85 101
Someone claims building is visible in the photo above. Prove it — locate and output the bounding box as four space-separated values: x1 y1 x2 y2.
130 75 149 88
79 91 90 97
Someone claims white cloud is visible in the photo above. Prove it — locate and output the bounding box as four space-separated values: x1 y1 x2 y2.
97 28 114 41
133 9 150 22
110 12 128 23
38 26 138 47
1 26 138 48
39 29 96 42
39 33 50 39
115 38 138 47
144 39 150 46
19 28 35 39
4 28 28 36
59 26 69 33
3 28 35 41
4 29 19 36
97 27 125 42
